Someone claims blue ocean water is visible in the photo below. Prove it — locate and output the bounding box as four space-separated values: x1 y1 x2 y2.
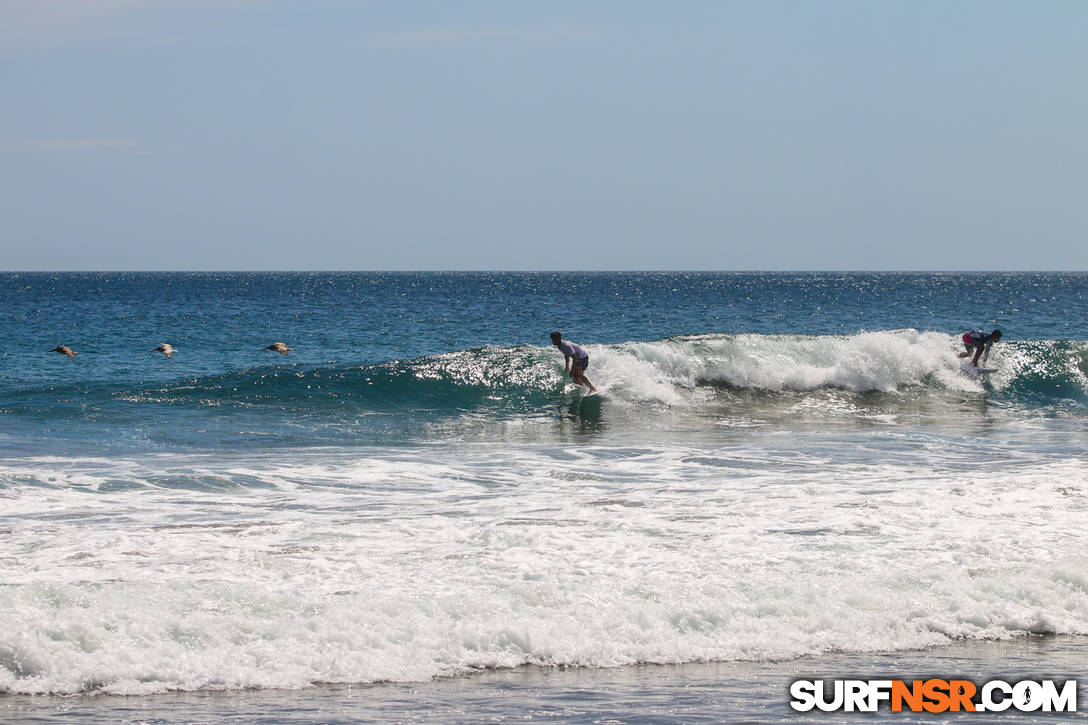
2 272 1087 452
1 272 1087 705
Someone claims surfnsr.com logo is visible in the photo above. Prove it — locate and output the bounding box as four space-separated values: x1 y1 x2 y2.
789 679 1077 713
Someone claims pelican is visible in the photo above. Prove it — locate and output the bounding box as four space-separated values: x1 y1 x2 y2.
264 342 292 355
52 345 77 360
152 343 175 359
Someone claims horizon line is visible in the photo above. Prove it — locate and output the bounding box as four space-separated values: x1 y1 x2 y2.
2 269 1087 274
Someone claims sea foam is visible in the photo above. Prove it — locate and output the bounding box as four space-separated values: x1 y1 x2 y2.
2 446 1087 695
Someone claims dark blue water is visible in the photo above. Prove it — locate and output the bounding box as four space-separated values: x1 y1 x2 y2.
4 272 1086 369
2 272 1087 453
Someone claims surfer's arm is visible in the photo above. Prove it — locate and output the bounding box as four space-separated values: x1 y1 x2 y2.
563 354 571 372
971 347 983 367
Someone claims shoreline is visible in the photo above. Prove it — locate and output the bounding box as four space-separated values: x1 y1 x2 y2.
6 634 1087 723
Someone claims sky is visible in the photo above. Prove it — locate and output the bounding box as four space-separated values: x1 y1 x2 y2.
1 0 1086 271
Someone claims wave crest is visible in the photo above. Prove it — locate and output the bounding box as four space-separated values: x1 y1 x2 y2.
114 331 1087 412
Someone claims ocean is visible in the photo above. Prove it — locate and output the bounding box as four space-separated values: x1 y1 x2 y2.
2 272 1087 722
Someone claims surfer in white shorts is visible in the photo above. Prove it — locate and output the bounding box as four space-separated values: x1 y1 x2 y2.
958 329 1002 367
550 331 598 393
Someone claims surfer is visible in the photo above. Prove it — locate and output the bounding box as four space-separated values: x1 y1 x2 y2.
550 331 598 393
958 329 1002 367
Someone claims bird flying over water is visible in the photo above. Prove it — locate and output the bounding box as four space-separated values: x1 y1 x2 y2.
52 346 77 359
152 343 175 359
264 342 292 355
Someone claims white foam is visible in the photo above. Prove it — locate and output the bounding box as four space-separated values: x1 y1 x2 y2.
584 330 979 405
2 443 1087 695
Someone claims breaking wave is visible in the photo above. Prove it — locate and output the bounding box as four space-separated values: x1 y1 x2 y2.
118 330 1088 410
3 331 1085 452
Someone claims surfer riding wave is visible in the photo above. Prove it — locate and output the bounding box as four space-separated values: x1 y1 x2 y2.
958 329 1002 368
550 331 598 394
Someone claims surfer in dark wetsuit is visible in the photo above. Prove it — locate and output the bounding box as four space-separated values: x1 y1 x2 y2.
550 331 598 393
958 329 1002 367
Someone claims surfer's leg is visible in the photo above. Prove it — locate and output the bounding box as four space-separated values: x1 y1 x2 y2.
570 362 596 392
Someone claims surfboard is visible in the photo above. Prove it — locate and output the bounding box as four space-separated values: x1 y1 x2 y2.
961 363 997 375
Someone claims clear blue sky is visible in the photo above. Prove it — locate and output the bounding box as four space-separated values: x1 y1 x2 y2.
1 0 1085 270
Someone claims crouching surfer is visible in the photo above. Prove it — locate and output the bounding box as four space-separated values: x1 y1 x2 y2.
958 329 1002 368
550 331 598 394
